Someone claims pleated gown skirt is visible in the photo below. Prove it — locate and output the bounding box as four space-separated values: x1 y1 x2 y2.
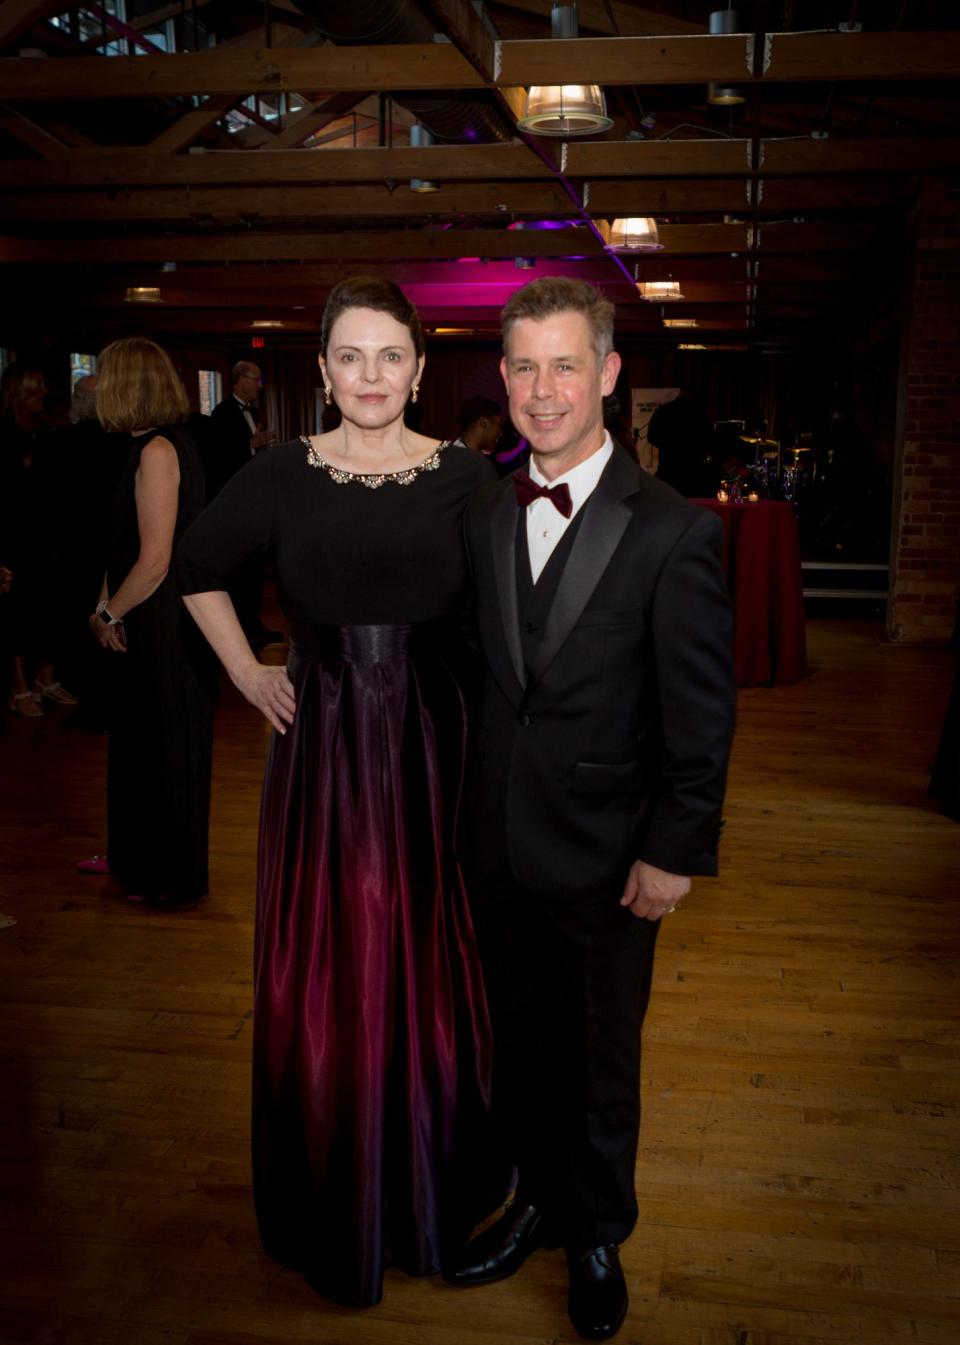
252 623 501 1306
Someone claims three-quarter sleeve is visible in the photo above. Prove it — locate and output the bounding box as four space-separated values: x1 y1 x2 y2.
176 447 275 594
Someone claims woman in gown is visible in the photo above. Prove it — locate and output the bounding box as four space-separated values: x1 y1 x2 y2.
87 338 215 908
176 277 504 1307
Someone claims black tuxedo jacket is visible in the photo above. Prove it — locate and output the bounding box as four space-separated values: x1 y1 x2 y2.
462 445 736 898
206 396 257 498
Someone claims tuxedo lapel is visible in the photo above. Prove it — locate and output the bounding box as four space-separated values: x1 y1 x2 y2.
527 448 639 688
489 484 526 693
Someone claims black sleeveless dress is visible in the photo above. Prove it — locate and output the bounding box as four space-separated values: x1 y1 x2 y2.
106 423 215 904
176 437 505 1307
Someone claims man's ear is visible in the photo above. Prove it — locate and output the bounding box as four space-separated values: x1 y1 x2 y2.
601 350 622 398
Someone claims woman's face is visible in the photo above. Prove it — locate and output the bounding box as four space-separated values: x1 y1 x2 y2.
320 306 423 432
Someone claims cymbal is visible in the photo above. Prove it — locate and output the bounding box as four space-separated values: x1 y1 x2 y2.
739 434 778 447
790 445 811 453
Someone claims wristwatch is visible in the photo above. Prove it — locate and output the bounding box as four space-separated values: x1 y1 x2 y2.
96 599 120 626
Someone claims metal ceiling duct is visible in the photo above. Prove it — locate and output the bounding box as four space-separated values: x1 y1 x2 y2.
296 0 514 144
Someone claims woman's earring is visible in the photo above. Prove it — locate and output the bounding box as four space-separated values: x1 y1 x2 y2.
411 383 420 404
323 385 332 406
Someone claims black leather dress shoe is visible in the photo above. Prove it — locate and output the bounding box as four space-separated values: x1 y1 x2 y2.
444 1202 554 1286
567 1243 628 1341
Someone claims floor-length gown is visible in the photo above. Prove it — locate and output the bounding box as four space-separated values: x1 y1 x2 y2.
107 424 215 903
177 437 504 1306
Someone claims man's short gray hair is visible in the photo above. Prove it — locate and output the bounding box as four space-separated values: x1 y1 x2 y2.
501 277 615 365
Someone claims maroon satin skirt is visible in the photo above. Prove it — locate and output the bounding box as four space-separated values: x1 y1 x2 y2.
252 623 503 1306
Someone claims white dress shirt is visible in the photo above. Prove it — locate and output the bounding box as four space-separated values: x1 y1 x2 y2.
525 434 613 582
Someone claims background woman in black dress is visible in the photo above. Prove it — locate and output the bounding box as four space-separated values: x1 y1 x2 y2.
177 278 504 1308
86 337 214 908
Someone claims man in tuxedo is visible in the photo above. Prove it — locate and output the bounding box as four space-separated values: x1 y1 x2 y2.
447 278 736 1340
207 361 274 497
207 362 280 649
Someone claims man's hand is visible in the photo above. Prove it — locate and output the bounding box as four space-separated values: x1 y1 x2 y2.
250 429 275 451
620 860 691 922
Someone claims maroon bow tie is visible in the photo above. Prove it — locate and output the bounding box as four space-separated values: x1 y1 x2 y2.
513 470 573 519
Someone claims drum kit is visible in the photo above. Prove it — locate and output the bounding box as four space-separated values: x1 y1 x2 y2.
730 431 812 503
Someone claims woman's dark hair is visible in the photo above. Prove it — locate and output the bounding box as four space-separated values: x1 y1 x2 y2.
320 276 425 360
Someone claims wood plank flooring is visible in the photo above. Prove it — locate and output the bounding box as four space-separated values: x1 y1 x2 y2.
2 619 959 1345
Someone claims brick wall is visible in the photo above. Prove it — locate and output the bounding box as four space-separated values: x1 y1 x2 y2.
889 176 960 643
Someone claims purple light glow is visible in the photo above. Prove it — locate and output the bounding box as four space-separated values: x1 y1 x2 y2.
507 220 579 231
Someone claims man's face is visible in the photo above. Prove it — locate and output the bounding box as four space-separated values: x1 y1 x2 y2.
236 367 261 402
500 311 620 477
478 413 503 454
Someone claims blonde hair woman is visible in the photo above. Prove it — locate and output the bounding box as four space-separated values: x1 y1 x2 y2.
81 337 215 909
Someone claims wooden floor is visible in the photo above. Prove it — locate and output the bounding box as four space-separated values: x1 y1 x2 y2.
1 619 959 1345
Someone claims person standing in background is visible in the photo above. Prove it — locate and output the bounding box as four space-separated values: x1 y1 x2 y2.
207 361 280 649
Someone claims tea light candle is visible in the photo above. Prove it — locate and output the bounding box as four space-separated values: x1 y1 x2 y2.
716 489 729 502
748 491 759 503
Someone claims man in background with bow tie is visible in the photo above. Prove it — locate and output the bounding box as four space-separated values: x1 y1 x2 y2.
448 278 736 1341
208 361 275 497
207 361 280 650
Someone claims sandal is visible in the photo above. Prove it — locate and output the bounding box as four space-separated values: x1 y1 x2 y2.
33 680 77 706
8 691 43 718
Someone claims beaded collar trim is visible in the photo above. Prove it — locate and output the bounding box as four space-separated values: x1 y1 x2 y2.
302 435 448 488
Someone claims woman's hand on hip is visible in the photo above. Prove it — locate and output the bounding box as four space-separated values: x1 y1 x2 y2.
235 663 296 734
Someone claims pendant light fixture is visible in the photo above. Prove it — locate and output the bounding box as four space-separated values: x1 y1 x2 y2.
516 4 613 137
638 280 684 302
124 287 163 304
707 7 746 106
607 217 662 252
410 123 441 194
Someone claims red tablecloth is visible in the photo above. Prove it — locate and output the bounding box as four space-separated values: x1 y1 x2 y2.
693 499 808 687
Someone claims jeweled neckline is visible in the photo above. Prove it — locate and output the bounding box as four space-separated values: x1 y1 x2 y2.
302 435 448 488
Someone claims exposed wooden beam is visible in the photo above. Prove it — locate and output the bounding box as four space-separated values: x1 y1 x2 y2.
567 137 960 178
0 1 68 49
0 44 485 100
764 29 960 83
759 137 960 176
271 92 369 150
0 103 69 156
2 138 940 192
495 30 960 87
5 30 959 100
42 118 98 148
427 0 497 81
0 181 578 222
0 144 553 188
0 226 600 263
586 175 913 215
125 0 215 34
145 94 245 155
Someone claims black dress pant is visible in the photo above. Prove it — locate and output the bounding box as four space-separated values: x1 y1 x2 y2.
466 864 660 1248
